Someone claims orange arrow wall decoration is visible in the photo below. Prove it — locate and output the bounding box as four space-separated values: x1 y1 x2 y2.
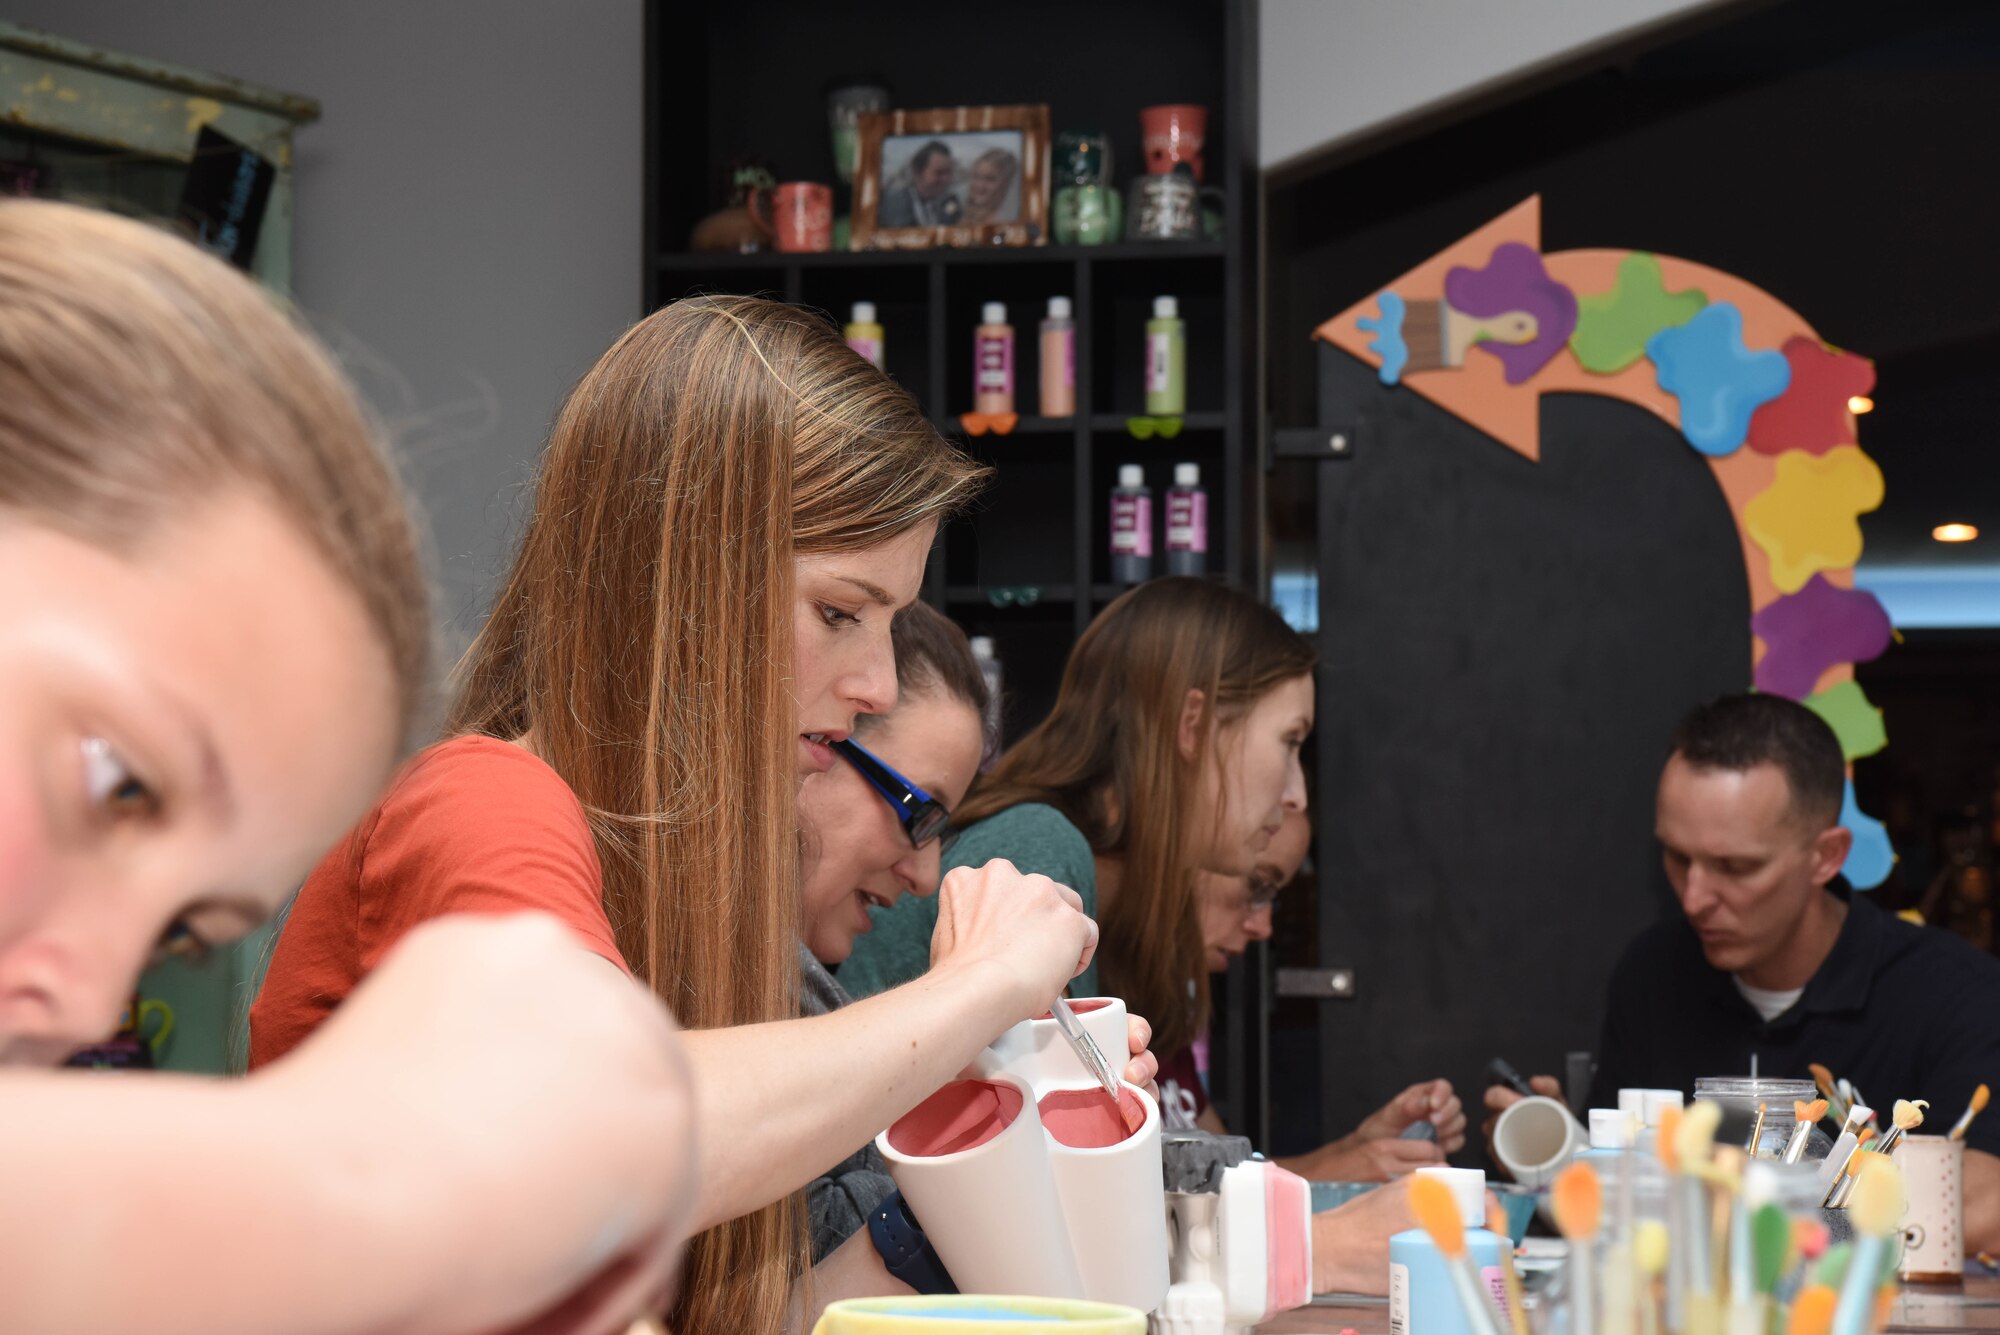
1314 196 1896 886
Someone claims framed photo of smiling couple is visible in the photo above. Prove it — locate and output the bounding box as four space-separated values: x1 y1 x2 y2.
851 103 1050 250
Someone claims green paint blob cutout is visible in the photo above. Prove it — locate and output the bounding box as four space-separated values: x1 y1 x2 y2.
1804 678 1888 761
1569 253 1709 375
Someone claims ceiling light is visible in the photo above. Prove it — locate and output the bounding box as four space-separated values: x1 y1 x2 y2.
1932 523 1979 543
1849 395 1875 414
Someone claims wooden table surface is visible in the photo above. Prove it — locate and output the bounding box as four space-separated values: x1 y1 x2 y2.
1257 1277 2000 1334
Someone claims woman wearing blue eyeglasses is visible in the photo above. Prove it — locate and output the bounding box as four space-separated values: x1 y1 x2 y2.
796 603 1158 1271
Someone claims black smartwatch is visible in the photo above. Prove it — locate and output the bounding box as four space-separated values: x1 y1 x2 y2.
868 1189 957 1295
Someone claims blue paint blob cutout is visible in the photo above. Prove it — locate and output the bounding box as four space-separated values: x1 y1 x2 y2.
1644 302 1791 457
1357 290 1409 385
1840 778 1894 890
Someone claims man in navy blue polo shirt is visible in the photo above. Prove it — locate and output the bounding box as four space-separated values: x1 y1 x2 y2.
1485 693 2000 1252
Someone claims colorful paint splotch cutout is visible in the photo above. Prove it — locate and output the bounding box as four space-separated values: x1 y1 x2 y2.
1747 337 1877 457
1646 302 1792 456
1743 447 1885 594
1805 679 1888 762
1356 290 1408 385
1751 575 1894 700
1840 777 1894 890
1570 252 1708 374
1443 243 1578 384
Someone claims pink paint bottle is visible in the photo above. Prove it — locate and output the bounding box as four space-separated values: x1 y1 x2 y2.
1110 464 1152 585
1039 296 1075 418
1165 462 1207 576
974 302 1015 415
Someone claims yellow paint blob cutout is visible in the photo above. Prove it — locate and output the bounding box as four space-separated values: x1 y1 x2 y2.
1743 446 1885 594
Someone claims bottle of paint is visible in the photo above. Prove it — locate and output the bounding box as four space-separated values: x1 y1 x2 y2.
1634 1088 1684 1155
844 301 884 371
1039 296 1075 418
975 302 1015 415
1165 462 1207 576
1109 464 1153 585
1389 1166 1508 1335
1612 1092 1675 1231
1145 295 1185 416
1577 1109 1633 1243
969 634 1003 767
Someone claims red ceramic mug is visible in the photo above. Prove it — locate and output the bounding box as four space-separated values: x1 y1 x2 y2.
765 181 833 253
1140 104 1208 183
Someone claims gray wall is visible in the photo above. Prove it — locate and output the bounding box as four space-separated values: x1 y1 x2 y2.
1259 0 1730 170
10 1 643 637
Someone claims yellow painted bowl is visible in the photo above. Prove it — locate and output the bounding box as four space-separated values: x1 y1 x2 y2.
812 1295 1147 1333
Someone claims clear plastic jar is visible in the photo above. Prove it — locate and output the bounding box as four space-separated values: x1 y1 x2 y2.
1693 1076 1836 1163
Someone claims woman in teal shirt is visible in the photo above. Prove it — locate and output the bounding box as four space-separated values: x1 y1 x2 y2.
836 577 1309 1033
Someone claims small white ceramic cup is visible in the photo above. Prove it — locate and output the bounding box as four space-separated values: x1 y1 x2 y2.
877 1073 1087 1299
1897 1133 1964 1283
1492 1094 1589 1189
976 997 1131 1098
1040 1079 1171 1312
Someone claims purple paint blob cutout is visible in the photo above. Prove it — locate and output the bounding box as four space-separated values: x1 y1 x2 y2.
1443 242 1579 385
1751 575 1893 700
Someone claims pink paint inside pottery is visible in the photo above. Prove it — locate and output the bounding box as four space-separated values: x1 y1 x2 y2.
887 1079 1024 1157
1038 1087 1144 1148
1035 998 1114 1020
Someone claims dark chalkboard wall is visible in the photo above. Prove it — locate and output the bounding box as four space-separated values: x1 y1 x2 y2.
1256 0 2000 1160
1299 347 1748 1150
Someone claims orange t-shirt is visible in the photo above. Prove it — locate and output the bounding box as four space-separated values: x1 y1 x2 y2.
248 734 628 1069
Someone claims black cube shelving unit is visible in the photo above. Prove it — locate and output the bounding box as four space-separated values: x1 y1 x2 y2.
644 0 1258 739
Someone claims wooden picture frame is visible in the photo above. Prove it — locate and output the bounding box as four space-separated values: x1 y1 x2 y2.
852 104 1050 250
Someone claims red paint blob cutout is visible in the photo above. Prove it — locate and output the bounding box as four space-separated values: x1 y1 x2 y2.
1746 336 1876 457
888 1079 1024 1157
1038 1087 1145 1148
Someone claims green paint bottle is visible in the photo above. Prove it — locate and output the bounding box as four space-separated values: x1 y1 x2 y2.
1144 295 1185 415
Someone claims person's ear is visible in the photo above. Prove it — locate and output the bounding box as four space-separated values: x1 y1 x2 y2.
1811 824 1854 888
1178 687 1207 762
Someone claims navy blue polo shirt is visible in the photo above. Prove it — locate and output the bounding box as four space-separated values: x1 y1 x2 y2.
1583 890 2000 1159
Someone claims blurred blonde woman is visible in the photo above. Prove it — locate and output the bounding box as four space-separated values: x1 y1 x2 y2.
962 147 1020 224
0 200 697 1335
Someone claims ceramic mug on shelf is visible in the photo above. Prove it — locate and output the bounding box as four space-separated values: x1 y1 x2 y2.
766 181 834 253
1053 184 1122 245
1140 103 1207 182
1125 169 1221 242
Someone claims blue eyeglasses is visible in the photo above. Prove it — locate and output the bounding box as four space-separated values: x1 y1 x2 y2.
832 737 952 847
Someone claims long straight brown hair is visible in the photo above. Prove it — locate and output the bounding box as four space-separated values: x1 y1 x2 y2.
955 578 1315 1056
449 296 986 1334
